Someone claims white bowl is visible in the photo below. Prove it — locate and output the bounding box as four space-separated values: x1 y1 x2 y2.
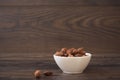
53 53 92 74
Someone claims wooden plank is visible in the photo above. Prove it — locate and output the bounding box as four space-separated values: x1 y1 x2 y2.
0 7 120 53
0 54 120 80
0 0 120 6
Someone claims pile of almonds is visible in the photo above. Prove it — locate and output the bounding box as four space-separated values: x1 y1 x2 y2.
55 48 86 57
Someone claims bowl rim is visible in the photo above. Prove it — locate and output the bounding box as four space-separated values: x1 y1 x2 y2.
53 53 92 58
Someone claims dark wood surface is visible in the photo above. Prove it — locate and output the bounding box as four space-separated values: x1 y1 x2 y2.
0 53 120 80
0 0 120 80
0 0 120 6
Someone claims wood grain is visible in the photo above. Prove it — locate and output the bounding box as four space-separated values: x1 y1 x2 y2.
0 54 120 80
0 0 120 80
0 0 120 6
0 7 120 53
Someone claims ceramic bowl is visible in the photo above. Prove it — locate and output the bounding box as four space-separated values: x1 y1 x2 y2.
53 53 92 74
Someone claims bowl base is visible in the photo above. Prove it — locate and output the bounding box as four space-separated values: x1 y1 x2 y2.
63 71 83 74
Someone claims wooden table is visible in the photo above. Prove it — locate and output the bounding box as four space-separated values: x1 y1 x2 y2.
0 0 120 80
0 53 120 80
